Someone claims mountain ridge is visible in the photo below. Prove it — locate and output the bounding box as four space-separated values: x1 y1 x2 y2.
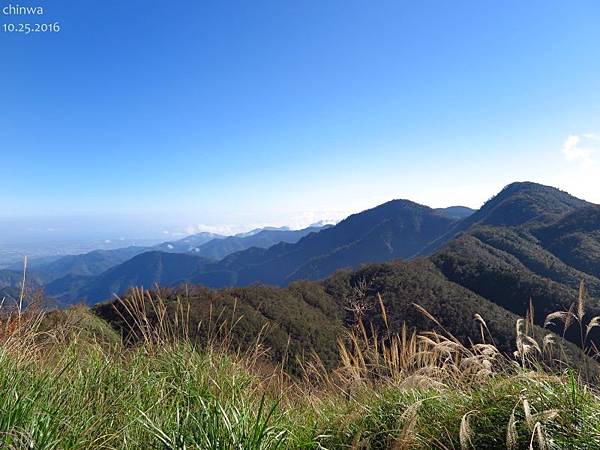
35 180 600 345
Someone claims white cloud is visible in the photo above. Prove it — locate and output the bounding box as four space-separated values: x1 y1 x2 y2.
175 211 350 238
562 133 599 168
185 224 240 236
546 133 600 204
283 210 350 230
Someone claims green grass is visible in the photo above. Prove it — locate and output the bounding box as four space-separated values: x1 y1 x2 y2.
1 337 600 449
2 290 600 449
0 341 288 449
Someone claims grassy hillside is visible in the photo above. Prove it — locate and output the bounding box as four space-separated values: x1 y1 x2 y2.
1 287 600 449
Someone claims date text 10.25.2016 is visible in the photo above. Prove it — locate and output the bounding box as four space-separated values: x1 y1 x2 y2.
3 22 61 34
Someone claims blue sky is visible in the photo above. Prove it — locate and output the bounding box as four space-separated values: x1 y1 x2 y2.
2 0 600 241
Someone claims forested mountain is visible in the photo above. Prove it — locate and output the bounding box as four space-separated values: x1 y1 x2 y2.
94 258 591 373
6 180 597 370
534 205 600 277
419 181 591 256
462 181 588 227
190 182 594 290
427 186 600 347
44 200 459 302
34 180 600 356
189 199 460 287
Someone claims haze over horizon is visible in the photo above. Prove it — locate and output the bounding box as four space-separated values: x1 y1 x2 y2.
3 1 599 244
0 179 596 248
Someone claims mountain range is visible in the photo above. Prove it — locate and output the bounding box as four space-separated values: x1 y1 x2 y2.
23 225 326 302
6 181 600 359
182 226 328 260
90 182 600 372
6 225 325 287
41 203 469 303
32 183 599 310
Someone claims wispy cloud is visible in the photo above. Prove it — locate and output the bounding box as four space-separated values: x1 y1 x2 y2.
562 133 599 169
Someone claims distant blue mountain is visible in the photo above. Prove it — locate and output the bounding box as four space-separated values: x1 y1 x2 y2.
434 206 475 220
153 232 224 253
29 225 328 301
44 201 457 303
187 226 327 260
38 183 598 308
45 251 212 305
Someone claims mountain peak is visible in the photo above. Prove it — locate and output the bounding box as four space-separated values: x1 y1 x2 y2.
497 181 565 196
479 181 588 226
417 181 592 257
